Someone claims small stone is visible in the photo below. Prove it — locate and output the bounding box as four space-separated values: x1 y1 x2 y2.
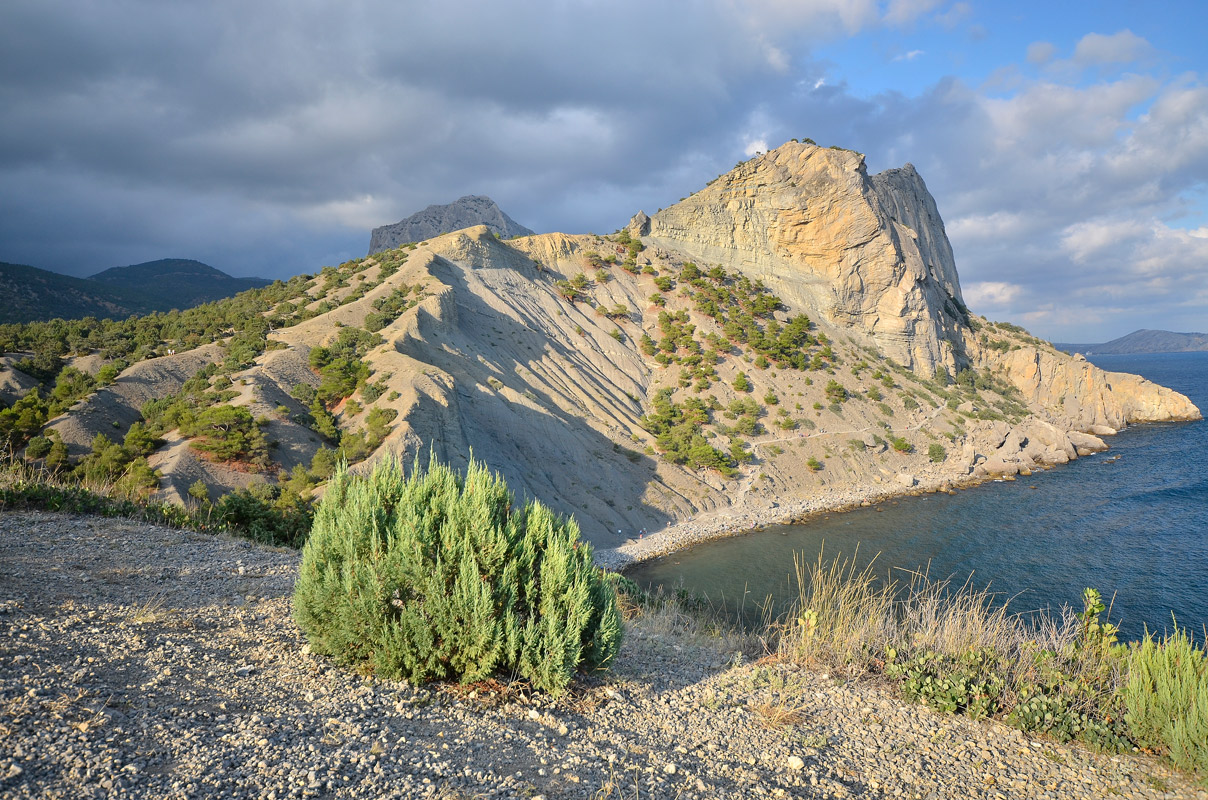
787 756 805 771
663 763 676 775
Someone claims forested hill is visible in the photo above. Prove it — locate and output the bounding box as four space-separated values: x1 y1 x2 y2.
89 259 271 309
0 261 157 324
0 259 270 324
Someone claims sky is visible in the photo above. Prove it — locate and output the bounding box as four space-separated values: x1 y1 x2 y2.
1 0 1206 342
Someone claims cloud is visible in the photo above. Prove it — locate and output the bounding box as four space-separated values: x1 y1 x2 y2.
934 2 971 30
0 2 1203 342
1026 41 1055 65
883 0 946 27
893 50 925 62
1072 30 1153 66
744 139 770 157
963 281 1024 309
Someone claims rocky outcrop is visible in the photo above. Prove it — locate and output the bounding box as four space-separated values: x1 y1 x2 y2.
869 164 962 308
644 142 967 375
986 345 1201 431
966 418 1105 478
368 196 535 254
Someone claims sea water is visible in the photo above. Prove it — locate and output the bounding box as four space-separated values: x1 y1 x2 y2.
626 352 1208 642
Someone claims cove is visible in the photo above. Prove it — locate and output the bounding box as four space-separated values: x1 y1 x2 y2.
626 351 1208 643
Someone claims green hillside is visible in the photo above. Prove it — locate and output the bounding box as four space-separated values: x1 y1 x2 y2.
0 259 271 324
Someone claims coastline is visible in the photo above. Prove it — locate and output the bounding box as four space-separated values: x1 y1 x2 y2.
594 462 997 571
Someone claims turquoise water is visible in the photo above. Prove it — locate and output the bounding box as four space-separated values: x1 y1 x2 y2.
626 352 1208 642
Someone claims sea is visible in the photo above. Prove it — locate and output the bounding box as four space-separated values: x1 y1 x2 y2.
626 351 1208 642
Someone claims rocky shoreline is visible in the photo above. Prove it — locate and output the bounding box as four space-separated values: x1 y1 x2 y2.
596 461 1013 571
4 509 1204 799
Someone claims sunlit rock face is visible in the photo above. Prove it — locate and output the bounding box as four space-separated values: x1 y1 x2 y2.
645 142 968 375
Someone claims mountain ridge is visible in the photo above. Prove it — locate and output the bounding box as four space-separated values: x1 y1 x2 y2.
0 258 270 324
1056 329 1208 355
2 141 1199 552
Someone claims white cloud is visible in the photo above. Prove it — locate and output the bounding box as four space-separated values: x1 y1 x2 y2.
1059 219 1148 264
1073 30 1153 66
883 0 945 26
893 50 925 62
744 138 770 157
963 281 1024 311
1026 41 1055 65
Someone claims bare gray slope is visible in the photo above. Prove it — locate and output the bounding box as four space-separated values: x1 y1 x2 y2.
45 344 224 457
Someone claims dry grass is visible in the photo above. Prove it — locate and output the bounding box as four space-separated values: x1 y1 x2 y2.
775 547 1123 696
753 700 809 729
619 584 760 657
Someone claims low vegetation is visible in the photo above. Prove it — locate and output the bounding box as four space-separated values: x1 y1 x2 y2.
0 448 309 547
293 455 622 696
775 552 1208 784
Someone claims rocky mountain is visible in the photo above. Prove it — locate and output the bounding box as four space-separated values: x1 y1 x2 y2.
1056 329 1208 355
368 195 535 254
4 142 1199 552
644 146 967 376
0 258 269 324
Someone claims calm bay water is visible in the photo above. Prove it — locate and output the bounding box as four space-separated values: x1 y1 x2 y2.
626 351 1208 642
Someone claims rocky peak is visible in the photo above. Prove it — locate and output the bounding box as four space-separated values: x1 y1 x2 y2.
645 141 968 374
627 211 651 237
369 195 535 255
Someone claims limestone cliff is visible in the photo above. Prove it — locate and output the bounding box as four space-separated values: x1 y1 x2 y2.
645 142 968 375
978 343 1201 433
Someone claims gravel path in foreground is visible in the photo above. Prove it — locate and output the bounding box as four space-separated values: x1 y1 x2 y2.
1 511 1202 799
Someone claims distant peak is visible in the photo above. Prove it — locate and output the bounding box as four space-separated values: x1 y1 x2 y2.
369 195 535 255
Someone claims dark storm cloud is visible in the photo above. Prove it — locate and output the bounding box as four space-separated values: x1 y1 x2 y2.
1 3 1204 340
1 0 859 277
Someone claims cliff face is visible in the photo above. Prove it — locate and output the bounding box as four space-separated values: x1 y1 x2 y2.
645 143 967 375
981 345 1202 432
369 196 535 255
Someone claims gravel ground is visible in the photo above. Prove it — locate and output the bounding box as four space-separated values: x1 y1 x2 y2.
1 510 1203 799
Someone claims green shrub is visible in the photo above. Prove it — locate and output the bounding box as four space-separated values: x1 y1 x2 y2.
887 649 1004 720
825 380 847 404
928 443 947 463
24 435 51 460
1124 626 1208 778
292 455 622 695
214 486 311 548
